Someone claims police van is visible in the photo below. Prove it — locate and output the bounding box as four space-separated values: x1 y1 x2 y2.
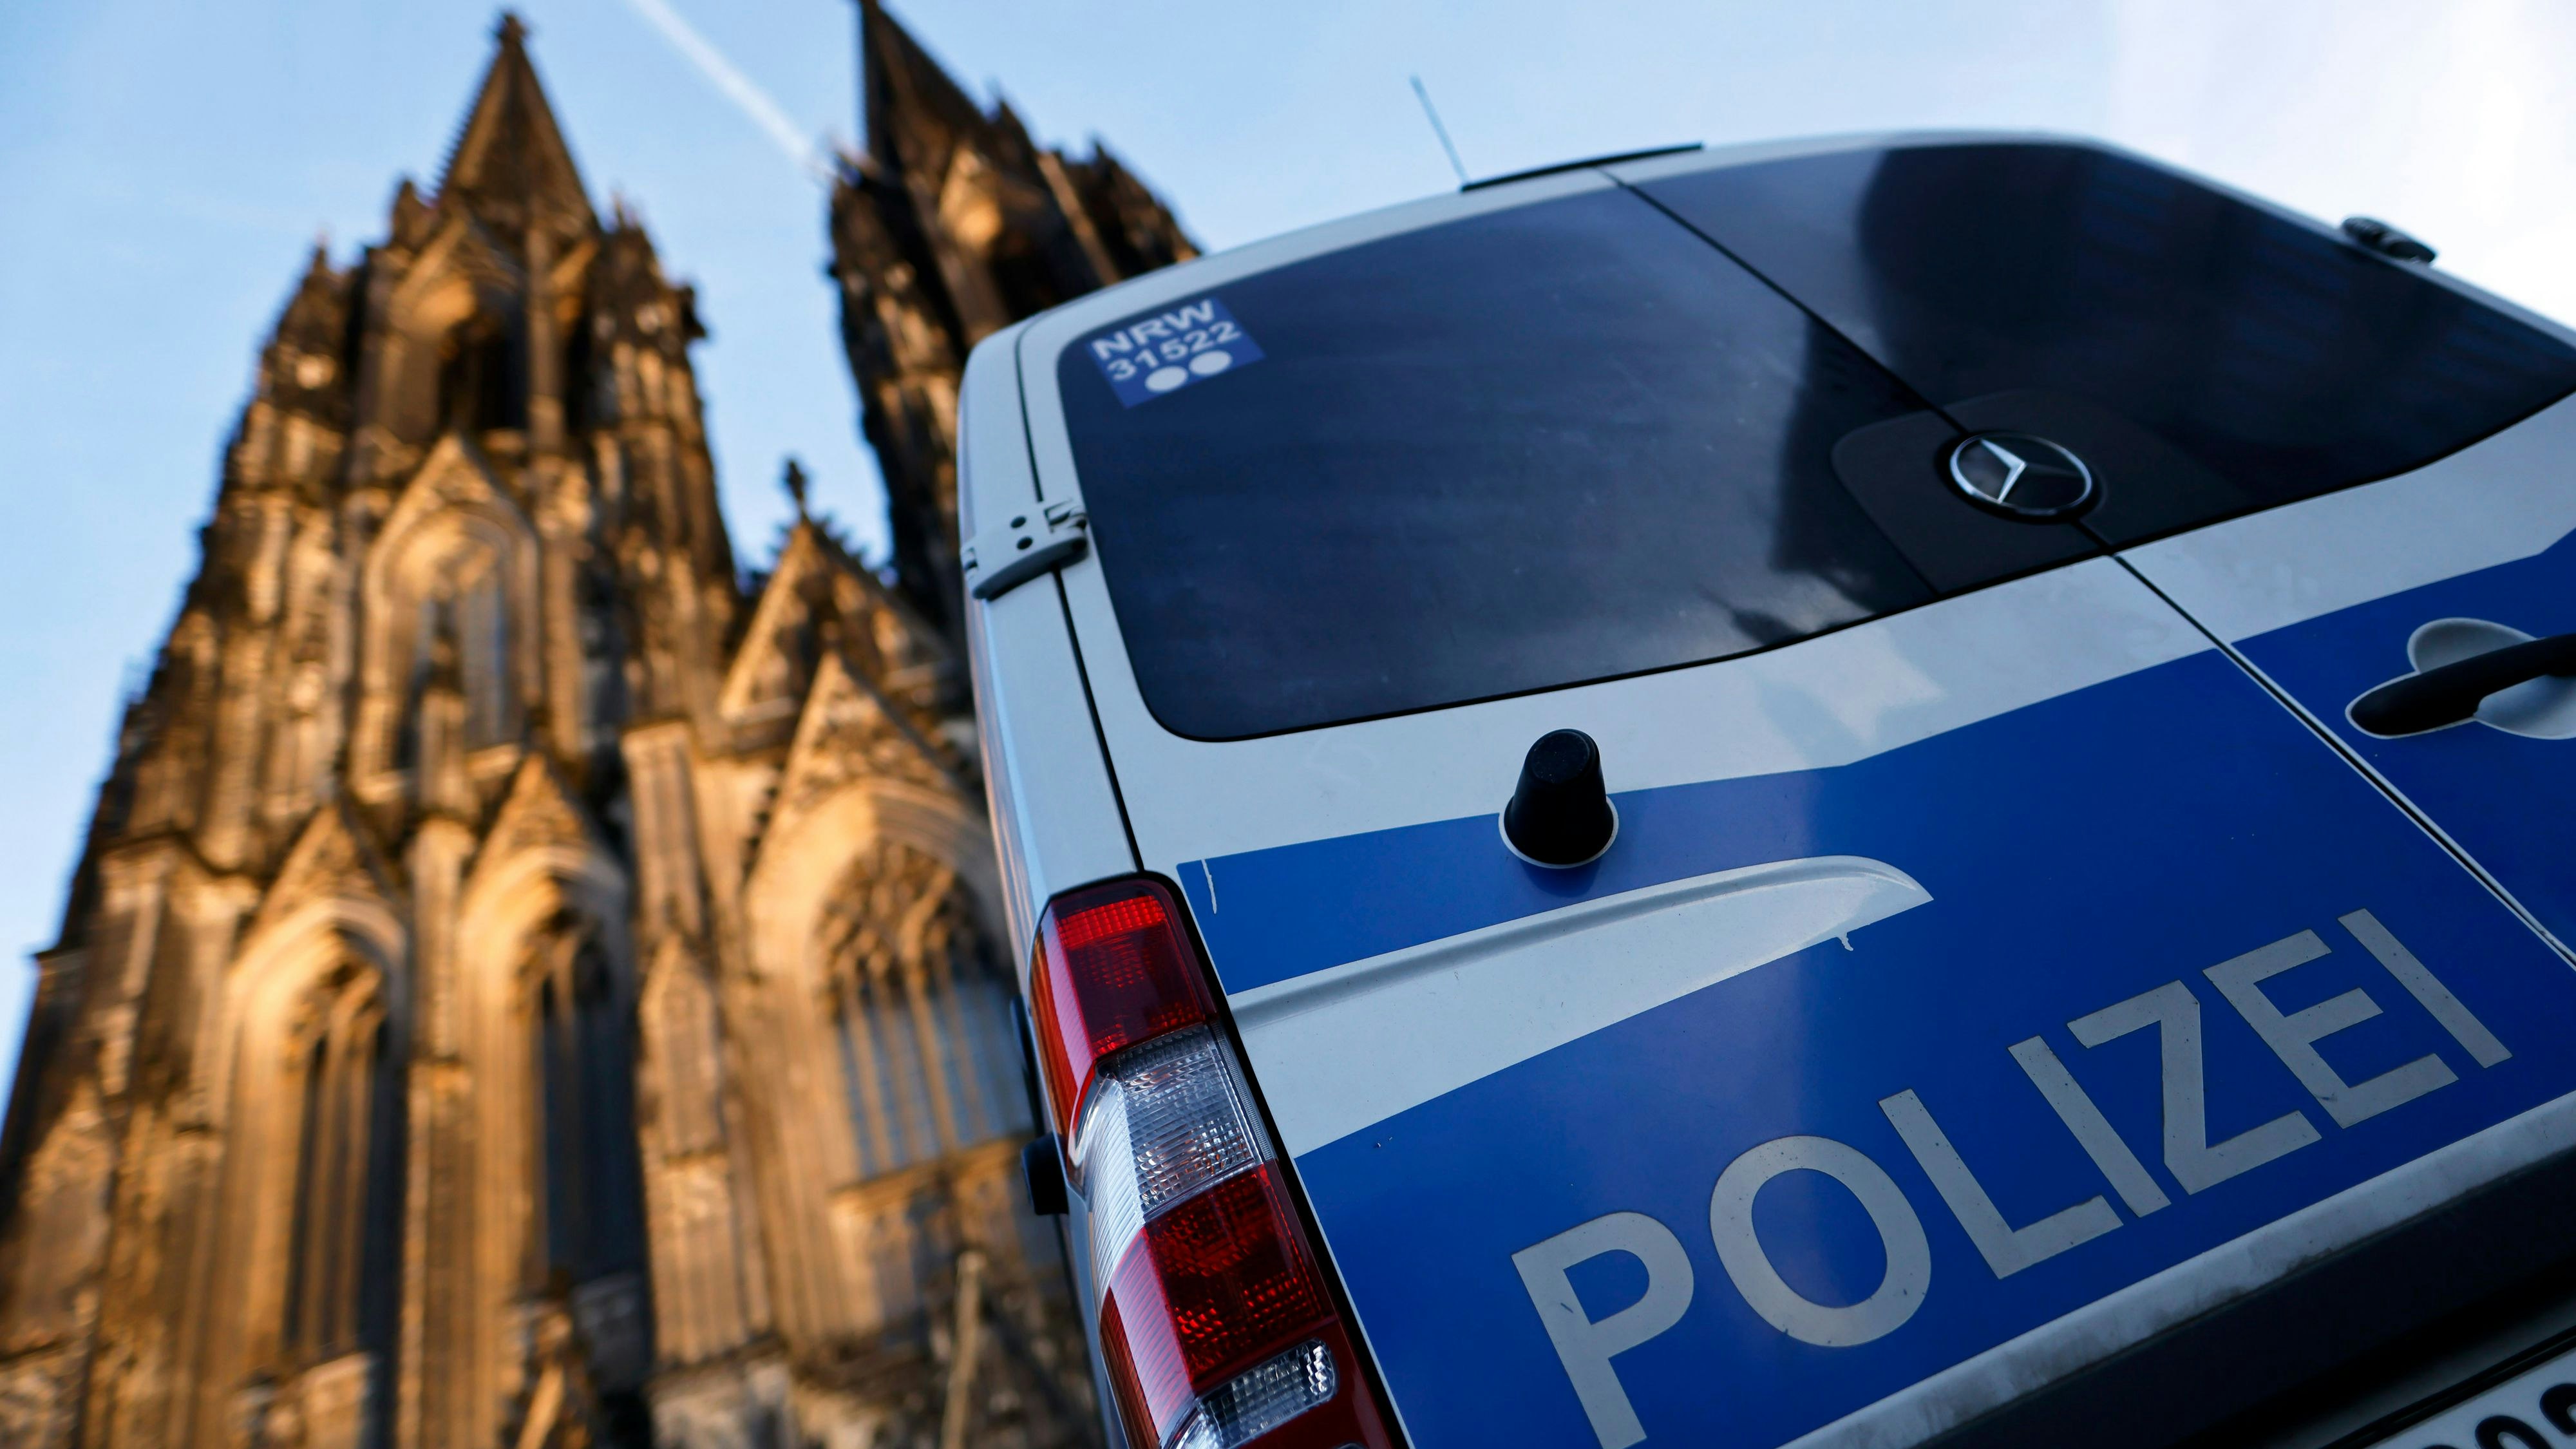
957 134 2576 1449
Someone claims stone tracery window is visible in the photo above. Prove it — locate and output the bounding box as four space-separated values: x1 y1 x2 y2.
279 963 392 1363
397 556 514 770
425 563 511 748
819 843 1029 1183
530 931 647 1284
454 565 509 746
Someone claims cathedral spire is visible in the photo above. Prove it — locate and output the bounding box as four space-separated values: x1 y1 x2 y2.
857 0 989 182
435 10 596 245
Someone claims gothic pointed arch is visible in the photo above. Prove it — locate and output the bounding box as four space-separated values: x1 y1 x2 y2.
185 834 409 1449
444 757 644 1432
726 650 1012 1349
814 835 1029 1179
375 223 529 446
352 435 543 800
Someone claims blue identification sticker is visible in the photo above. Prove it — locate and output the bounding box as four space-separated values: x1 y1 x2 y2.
1086 296 1265 406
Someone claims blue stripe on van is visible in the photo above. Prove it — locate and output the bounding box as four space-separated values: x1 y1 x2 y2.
1179 648 2179 998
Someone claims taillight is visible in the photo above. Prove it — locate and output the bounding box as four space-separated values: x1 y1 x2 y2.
1029 877 1396 1449
1030 879 1218 1140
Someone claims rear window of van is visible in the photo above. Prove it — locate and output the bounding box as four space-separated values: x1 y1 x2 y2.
1635 141 2576 516
1052 146 2576 742
1053 187 1938 741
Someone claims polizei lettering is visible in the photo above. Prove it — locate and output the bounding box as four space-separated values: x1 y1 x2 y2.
1085 295 1264 406
1514 909 2511 1449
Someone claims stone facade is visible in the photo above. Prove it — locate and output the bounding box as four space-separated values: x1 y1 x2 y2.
0 10 1189 1447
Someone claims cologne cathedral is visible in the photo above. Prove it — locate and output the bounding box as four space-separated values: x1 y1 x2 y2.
0 8 1193 1448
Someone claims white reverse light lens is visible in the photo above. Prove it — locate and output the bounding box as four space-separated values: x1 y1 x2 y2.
1079 1025 1265 1287
1170 1338 1338 1449
1111 1026 1262 1213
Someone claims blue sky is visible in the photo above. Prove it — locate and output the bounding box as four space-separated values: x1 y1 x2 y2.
3 0 2572 1112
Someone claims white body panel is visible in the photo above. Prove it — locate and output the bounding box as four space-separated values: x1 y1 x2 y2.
2123 394 2576 645
958 328 1137 977
1037 553 2206 875
1236 855 1931 1157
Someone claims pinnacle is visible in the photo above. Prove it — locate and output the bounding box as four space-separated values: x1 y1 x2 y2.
782 458 811 519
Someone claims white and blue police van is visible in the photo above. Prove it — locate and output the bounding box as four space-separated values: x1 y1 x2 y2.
956 133 2576 1449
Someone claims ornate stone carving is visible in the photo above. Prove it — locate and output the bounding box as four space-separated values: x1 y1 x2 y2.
0 7 1161 1446
0 1349 82 1449
768 654 955 848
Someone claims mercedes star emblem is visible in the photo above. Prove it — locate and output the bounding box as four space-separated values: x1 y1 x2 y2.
1947 432 2096 521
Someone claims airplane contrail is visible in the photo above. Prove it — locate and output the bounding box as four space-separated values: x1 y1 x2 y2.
614 0 833 183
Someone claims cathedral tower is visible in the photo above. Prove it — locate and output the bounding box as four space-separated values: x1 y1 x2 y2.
830 0 1197 643
0 17 1092 1448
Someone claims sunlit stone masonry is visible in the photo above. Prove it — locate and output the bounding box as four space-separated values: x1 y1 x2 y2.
0 10 1192 1446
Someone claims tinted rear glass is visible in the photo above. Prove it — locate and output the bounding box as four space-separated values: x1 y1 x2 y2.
1054 187 1936 740
1636 142 2576 514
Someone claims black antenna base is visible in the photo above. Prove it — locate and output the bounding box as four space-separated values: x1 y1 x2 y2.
1502 729 1618 868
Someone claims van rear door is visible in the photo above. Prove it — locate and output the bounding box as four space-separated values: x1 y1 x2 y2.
1003 163 2576 1449
2119 419 2576 959
1617 137 2576 957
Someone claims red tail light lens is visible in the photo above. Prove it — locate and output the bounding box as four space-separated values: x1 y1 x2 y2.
1105 1164 1331 1434
1030 878 1215 1137
1024 876 1395 1449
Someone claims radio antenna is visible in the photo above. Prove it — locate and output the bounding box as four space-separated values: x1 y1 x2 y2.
1408 75 1471 185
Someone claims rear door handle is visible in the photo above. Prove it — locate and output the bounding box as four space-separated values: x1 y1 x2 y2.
2349 632 2576 737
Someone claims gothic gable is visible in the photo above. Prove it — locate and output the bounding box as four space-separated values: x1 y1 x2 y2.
395 210 528 317
724 523 961 746
717 526 833 728
475 754 609 876
372 432 533 548
759 652 956 864
247 803 400 945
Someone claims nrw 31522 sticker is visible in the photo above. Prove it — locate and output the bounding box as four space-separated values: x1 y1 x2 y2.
1086 296 1264 406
